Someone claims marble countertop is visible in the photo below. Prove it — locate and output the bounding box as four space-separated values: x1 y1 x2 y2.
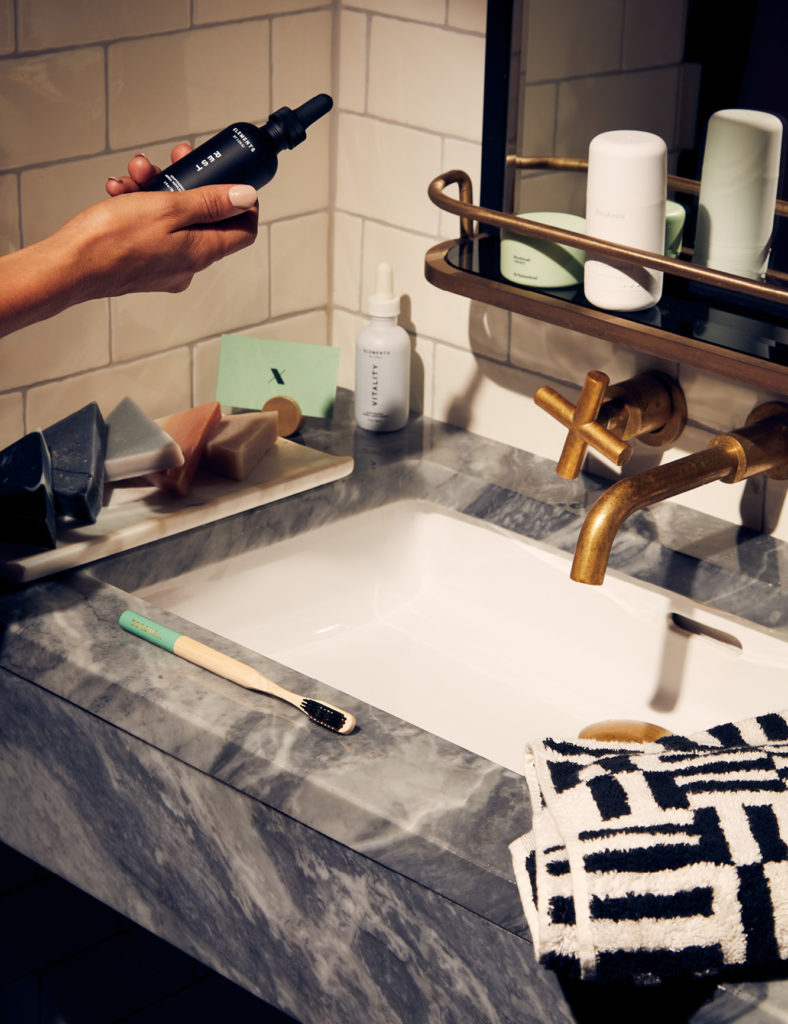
2 389 788 1024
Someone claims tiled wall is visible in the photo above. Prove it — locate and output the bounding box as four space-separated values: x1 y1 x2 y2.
1 0 786 538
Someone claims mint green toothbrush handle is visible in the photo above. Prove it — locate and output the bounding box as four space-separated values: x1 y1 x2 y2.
119 609 182 652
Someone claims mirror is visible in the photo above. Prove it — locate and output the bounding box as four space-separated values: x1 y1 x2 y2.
460 0 788 374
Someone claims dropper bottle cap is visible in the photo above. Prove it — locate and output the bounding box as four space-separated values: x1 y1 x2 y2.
265 94 333 152
367 262 400 317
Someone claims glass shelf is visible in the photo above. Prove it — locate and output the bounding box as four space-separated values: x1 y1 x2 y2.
425 168 788 395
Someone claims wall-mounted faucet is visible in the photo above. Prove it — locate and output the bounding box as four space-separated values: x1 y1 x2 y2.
572 401 788 585
535 370 687 479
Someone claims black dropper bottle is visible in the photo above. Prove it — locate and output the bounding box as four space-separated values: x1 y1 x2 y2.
142 93 333 193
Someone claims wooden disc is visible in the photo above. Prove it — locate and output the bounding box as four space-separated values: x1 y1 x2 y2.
262 396 304 437
578 719 672 743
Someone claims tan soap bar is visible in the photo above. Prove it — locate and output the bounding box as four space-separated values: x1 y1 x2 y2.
203 411 278 481
149 401 221 497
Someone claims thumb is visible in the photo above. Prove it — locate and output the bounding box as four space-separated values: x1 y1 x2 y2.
169 183 259 226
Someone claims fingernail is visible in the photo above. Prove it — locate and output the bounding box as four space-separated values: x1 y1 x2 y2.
229 184 258 209
133 152 148 159
106 176 124 184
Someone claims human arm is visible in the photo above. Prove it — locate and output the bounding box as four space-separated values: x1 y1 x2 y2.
0 180 258 339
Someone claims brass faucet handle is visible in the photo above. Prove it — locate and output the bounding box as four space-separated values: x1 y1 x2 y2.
535 370 632 480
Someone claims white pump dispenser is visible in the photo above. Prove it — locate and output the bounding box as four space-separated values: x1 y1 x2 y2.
354 263 411 432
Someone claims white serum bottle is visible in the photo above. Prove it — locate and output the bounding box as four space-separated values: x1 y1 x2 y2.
354 262 411 432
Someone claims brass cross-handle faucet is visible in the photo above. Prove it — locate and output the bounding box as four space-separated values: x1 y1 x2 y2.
535 370 688 479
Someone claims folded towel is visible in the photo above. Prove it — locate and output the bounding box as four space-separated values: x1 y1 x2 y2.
509 711 788 985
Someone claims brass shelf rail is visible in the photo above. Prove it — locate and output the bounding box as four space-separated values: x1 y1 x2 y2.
428 159 788 305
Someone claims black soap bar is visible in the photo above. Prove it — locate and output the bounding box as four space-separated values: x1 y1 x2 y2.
0 431 56 548
43 402 107 523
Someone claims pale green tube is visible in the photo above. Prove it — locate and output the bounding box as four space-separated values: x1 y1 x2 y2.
119 610 182 653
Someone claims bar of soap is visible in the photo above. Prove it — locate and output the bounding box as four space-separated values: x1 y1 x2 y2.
43 402 107 523
105 396 184 482
0 431 56 548
150 401 222 496
202 411 278 480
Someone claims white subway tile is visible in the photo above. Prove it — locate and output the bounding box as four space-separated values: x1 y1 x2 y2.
0 50 105 170
111 233 270 360
518 82 557 157
367 17 485 141
270 211 329 317
261 118 331 221
238 309 330 347
1 301 109 391
622 0 687 70
333 211 364 311
26 349 192 429
332 307 365 390
510 314 639 384
108 23 270 149
194 336 223 408
525 0 624 83
512 168 586 219
448 0 487 34
18 1 189 51
194 0 326 23
0 174 19 254
342 0 444 24
677 365 771 434
338 9 367 114
0 0 13 55
335 113 442 235
0 392 23 449
433 343 559 453
556 68 680 156
272 10 332 110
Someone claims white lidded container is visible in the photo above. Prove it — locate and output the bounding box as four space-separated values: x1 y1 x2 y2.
354 262 411 432
584 129 667 311
692 108 783 280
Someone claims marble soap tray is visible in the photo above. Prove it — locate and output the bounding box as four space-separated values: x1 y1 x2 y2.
0 438 353 584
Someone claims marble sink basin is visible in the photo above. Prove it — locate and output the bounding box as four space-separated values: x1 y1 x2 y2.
135 499 788 774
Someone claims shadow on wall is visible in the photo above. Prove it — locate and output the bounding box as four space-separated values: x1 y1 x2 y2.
399 294 425 415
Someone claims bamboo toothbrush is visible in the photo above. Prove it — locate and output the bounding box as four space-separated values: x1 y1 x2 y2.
119 610 356 735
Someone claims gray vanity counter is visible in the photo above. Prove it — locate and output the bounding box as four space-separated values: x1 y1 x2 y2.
1 390 787 1023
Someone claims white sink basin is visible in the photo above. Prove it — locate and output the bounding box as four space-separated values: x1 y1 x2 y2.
136 500 788 774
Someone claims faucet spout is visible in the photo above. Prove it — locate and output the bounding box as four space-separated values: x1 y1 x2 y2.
571 402 788 585
571 447 737 585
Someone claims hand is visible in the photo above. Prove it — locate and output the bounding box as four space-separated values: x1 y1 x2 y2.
0 180 259 337
105 143 194 196
54 183 260 298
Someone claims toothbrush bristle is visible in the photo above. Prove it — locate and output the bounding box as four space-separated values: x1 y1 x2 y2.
300 698 352 734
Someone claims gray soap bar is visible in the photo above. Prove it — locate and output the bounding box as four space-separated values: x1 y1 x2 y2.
0 431 56 548
104 396 184 482
43 402 107 523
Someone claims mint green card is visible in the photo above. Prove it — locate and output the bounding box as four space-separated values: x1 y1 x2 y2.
216 335 340 417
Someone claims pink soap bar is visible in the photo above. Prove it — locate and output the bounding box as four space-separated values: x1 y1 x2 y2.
202 411 278 481
149 401 221 497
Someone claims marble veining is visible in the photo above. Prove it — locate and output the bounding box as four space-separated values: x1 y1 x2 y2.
2 389 788 1022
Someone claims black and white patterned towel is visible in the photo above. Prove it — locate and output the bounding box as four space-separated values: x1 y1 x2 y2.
509 712 788 985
